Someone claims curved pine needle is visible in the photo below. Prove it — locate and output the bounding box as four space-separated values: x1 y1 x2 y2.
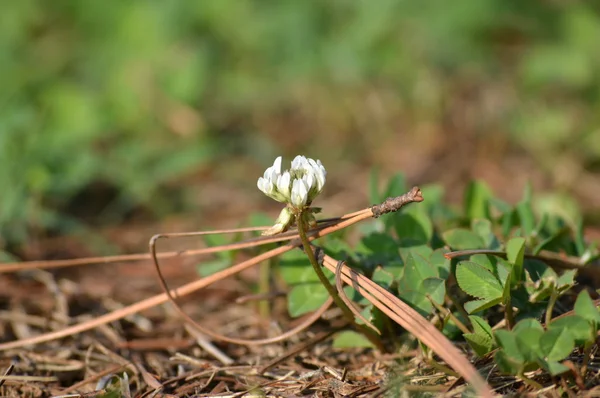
322 255 494 398
334 260 380 334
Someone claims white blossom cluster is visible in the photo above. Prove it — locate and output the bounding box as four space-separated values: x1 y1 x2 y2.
257 155 326 209
257 155 326 235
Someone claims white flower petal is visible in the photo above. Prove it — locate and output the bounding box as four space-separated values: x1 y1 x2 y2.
257 177 267 193
291 178 308 207
258 155 326 205
303 172 315 191
276 171 291 198
314 169 326 191
272 156 282 174
291 155 307 170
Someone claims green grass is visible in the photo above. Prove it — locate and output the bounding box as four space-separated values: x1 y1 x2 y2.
1 1 600 249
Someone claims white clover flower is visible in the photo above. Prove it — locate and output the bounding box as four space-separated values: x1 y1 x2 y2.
257 155 327 210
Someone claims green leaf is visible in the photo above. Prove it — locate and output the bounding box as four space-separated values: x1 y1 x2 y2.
557 269 577 290
506 237 526 284
495 350 523 375
489 197 512 215
279 250 319 285
514 323 544 362
540 327 575 362
549 315 594 345
429 248 451 279
464 332 493 357
464 297 502 314
506 237 526 267
393 210 433 245
247 212 276 228
287 282 329 317
456 261 503 300
538 359 570 376
398 277 445 316
197 258 231 277
464 180 492 220
383 172 407 199
203 233 233 260
359 233 399 256
495 329 524 367
399 244 433 262
423 277 446 304
513 318 544 334
465 315 494 356
443 229 485 251
501 209 518 238
371 266 396 290
333 330 375 348
574 290 600 326
502 267 513 303
469 315 493 339
323 237 353 260
517 183 535 236
382 260 404 280
399 253 437 290
279 250 335 316
495 330 522 359
470 254 496 273
471 218 499 249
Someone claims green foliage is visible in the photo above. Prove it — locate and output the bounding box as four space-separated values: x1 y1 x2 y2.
270 172 598 380
196 233 235 277
332 330 375 349
4 1 600 252
463 316 493 357
279 249 333 317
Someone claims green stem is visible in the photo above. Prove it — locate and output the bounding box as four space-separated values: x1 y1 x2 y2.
581 341 592 377
505 294 515 330
518 372 543 390
258 258 272 318
295 212 384 352
429 295 470 335
545 290 558 326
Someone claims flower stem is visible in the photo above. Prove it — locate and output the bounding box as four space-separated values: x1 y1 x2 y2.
295 212 385 352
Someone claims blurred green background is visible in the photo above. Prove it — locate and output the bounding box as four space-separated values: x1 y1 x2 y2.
1 0 599 258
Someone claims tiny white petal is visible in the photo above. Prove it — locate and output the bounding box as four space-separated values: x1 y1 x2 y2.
303 172 315 191
257 177 268 193
276 171 291 198
291 178 308 207
259 155 326 205
291 155 307 170
314 168 326 191
272 156 282 174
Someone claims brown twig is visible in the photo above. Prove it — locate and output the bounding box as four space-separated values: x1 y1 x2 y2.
371 186 424 217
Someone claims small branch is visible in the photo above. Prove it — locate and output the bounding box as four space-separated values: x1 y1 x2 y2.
371 186 423 218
